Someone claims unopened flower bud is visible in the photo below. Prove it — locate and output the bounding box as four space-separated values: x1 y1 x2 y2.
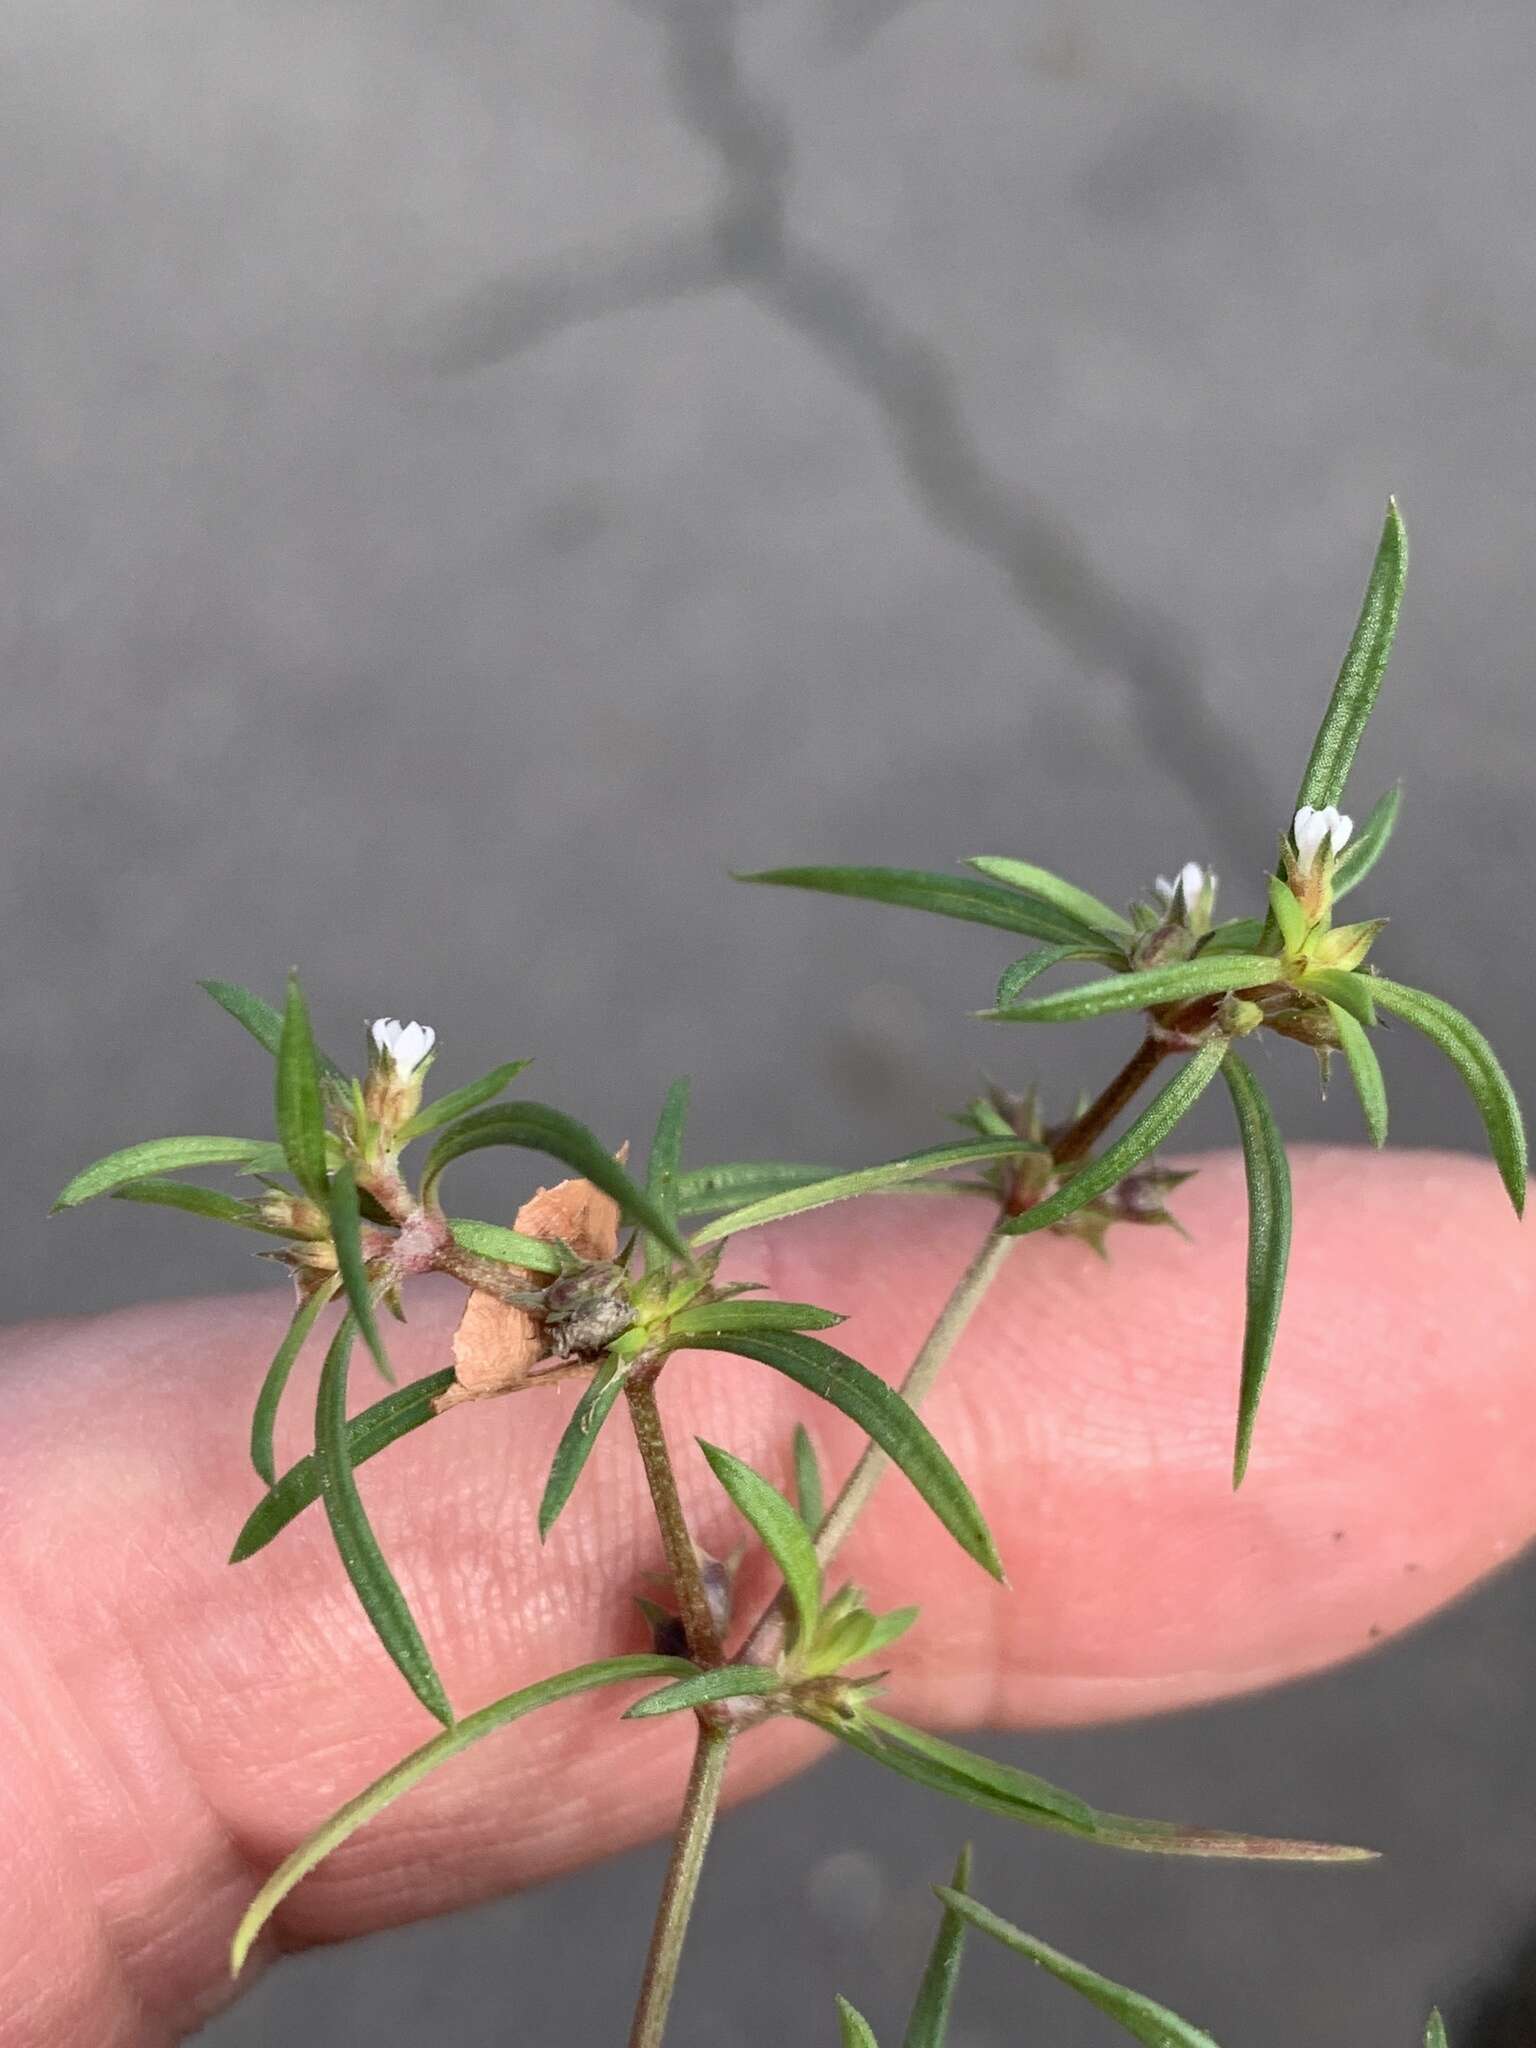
1291 805 1352 879
1217 994 1265 1038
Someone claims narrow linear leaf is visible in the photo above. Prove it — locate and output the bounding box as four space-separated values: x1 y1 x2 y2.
933 1891 1222 2048
624 1664 782 1719
675 1160 839 1217
200 978 348 1082
1220 1052 1294 1489
793 1423 824 1533
700 1440 822 1648
840 1712 1094 1829
668 1300 846 1338
1002 1043 1227 1240
314 1317 452 1727
232 1365 454 1562
448 1218 566 1275
836 1997 881 2048
967 856 1131 936
537 1359 629 1540
328 1164 393 1383
1372 979 1526 1214
983 954 1281 1026
1077 1808 1375 1862
641 1075 692 1274
691 1138 1043 1248
396 1060 532 1143
901 1844 973 2048
229 1653 692 1976
1294 500 1408 815
54 1136 270 1211
249 1275 341 1488
1425 2011 1448 2048
420 1102 691 1262
275 974 331 1202
1333 783 1402 900
1326 1003 1389 1147
735 865 1102 945
843 1714 1373 1862
996 944 1110 1007
680 1332 1002 1580
1306 965 1377 1027
111 1178 281 1232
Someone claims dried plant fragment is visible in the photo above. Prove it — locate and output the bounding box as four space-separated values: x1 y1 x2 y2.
438 1165 623 1411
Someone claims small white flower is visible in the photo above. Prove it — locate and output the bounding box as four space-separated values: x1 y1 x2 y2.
1154 861 1208 907
1291 804 1353 878
370 1017 436 1074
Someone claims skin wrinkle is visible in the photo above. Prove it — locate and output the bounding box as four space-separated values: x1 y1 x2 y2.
2 1147 1533 2042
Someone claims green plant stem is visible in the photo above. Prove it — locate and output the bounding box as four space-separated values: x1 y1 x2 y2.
626 1375 725 1668
626 1722 733 2048
809 1219 1017 1575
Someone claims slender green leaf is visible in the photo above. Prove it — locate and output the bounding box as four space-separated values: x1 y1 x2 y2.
447 1218 567 1275
1294 500 1408 815
1200 917 1267 954
836 1997 881 2048
1002 1043 1227 1240
793 1423 824 1532
680 1332 1002 1580
1220 1053 1293 1489
642 1076 691 1273
1372 979 1526 1213
232 1364 454 1561
933 1891 1222 2047
200 978 347 1082
668 1300 845 1338
735 865 1104 945
54 1136 270 1211
996 944 1109 1007
328 1164 393 1383
700 1440 822 1647
675 1161 839 1217
276 974 330 1202
314 1317 452 1726
1326 1002 1388 1147
624 1664 782 1718
902 1845 973 2048
1333 783 1402 900
420 1102 691 1262
110 1178 279 1232
984 954 1281 1026
1266 875 1311 955
840 1711 1094 1829
1305 965 1377 1027
396 1060 532 1143
967 856 1131 936
691 1139 1043 1247
229 1654 692 1975
1424 2011 1448 2048
841 1714 1372 1861
537 1359 629 1539
250 1276 341 1488
862 1606 920 1657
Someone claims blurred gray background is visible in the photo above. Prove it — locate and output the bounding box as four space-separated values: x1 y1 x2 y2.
5 0 1535 2039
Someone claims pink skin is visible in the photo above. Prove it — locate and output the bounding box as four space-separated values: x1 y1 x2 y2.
2 1147 1532 2045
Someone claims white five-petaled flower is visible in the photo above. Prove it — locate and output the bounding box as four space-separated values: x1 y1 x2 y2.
1154 861 1208 907
370 1017 436 1074
1291 804 1353 878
